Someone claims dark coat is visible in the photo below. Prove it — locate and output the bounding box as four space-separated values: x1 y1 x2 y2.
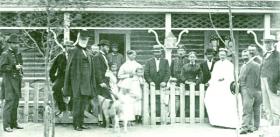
63 47 96 98
49 53 67 91
93 52 111 98
260 50 280 94
144 58 170 89
107 52 125 69
239 61 261 94
170 57 188 83
0 49 23 100
180 63 202 85
200 60 215 84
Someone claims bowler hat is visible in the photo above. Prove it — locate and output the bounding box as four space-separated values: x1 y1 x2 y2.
230 81 240 95
204 48 215 55
98 39 110 47
7 34 20 43
261 35 278 42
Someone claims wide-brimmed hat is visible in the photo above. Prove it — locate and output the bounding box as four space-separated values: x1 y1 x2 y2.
7 34 20 43
98 39 110 47
261 35 278 42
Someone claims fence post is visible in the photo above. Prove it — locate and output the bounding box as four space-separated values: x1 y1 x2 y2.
180 83 185 123
160 86 166 125
33 83 39 123
23 82 30 123
150 83 156 125
142 83 150 125
199 84 205 123
170 82 176 124
189 83 195 124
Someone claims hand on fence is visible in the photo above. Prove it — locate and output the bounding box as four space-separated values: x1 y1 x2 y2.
160 82 166 87
63 97 70 104
150 82 155 86
185 81 195 85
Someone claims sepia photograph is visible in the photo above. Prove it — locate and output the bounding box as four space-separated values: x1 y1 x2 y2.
0 0 280 137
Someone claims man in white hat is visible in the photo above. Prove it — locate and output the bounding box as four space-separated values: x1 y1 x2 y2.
260 34 280 120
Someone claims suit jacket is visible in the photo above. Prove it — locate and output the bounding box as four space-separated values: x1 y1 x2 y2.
0 49 23 100
239 60 261 94
93 52 111 98
170 56 188 82
49 53 67 91
200 59 215 84
144 58 170 89
260 50 280 94
63 47 96 97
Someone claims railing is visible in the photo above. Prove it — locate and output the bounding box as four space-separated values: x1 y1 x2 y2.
142 82 206 125
0 81 207 125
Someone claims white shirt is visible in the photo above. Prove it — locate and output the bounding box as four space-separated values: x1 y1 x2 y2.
155 58 160 72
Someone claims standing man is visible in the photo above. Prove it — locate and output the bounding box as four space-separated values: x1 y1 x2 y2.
107 43 124 70
144 45 170 117
0 34 23 132
239 50 262 134
200 48 216 86
259 35 280 119
170 47 188 85
63 30 96 131
50 41 73 117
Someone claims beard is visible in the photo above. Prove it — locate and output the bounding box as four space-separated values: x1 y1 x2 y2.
78 40 88 48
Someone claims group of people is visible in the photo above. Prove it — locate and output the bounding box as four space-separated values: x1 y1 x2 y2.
1 30 280 134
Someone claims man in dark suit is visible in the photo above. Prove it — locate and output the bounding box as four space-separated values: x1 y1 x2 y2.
200 48 216 86
260 35 280 119
50 41 73 117
63 30 96 131
170 47 188 85
107 43 124 70
0 34 23 132
93 40 111 99
239 50 262 134
144 45 170 117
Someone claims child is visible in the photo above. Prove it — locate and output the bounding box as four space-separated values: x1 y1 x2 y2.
105 64 119 97
130 66 145 123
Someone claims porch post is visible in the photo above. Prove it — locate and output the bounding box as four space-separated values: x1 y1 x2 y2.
264 14 271 38
64 12 70 44
165 13 172 65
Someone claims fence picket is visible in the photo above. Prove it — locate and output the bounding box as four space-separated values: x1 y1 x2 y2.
160 86 166 125
180 83 185 123
189 83 195 124
24 82 30 123
142 83 150 125
150 84 156 125
33 83 39 123
170 82 176 124
199 84 205 123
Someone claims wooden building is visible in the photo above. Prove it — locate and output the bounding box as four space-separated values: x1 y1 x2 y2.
0 0 280 79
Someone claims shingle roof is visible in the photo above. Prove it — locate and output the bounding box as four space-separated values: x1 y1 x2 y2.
0 0 277 9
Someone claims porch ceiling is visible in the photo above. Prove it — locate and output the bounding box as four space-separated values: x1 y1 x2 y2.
0 0 279 13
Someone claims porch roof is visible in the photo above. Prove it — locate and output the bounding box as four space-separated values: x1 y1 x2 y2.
0 0 280 13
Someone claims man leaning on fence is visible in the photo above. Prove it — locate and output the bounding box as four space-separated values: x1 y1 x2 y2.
63 30 97 131
0 34 24 132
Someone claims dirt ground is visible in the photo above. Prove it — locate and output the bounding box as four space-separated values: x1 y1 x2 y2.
0 123 267 137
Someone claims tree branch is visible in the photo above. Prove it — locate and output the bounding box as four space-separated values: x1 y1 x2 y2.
23 29 45 57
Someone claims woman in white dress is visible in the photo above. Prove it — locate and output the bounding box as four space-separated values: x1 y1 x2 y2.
204 48 242 128
118 50 142 122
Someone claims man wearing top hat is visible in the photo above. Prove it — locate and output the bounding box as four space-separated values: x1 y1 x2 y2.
50 41 73 117
63 30 96 131
0 34 23 132
260 35 280 118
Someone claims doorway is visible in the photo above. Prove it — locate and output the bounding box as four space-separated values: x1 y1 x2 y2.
95 30 131 60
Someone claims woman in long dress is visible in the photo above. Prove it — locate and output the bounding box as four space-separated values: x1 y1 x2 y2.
118 50 142 122
204 48 242 128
